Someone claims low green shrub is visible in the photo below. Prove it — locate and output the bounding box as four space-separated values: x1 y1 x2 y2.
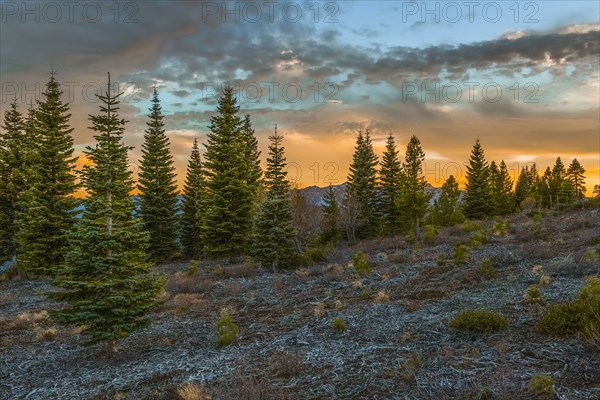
492 217 509 236
470 230 488 249
449 309 509 333
536 277 600 338
423 225 438 245
453 244 469 265
528 374 554 398
332 316 346 332
524 286 545 304
461 221 479 233
477 258 497 279
352 252 371 275
187 260 199 276
215 311 238 348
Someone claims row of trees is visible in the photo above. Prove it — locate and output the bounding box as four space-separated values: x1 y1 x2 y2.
0 73 593 345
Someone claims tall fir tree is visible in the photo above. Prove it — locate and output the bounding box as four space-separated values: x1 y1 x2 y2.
321 184 342 244
429 175 464 227
137 88 179 261
241 114 263 203
396 135 431 234
0 100 25 262
535 167 553 208
50 73 164 346
378 132 402 236
514 165 533 210
463 139 493 219
180 137 204 258
549 157 566 208
490 160 514 215
201 86 254 258
566 158 586 199
16 72 78 277
345 129 379 238
251 126 296 271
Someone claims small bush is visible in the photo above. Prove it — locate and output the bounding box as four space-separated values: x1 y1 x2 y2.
187 260 199 276
437 254 446 266
177 382 211 400
453 244 469 265
536 277 600 338
477 258 497 280
539 274 551 286
582 246 599 264
528 374 554 398
423 225 438 245
352 252 371 275
360 288 372 300
449 309 509 333
524 286 545 304
492 217 509 236
374 290 390 304
313 303 325 318
470 230 488 249
215 310 238 348
461 221 479 233
332 316 346 332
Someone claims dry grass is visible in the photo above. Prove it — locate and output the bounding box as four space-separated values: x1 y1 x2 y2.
176 382 211 400
269 351 306 378
168 272 213 294
166 293 203 313
374 290 390 304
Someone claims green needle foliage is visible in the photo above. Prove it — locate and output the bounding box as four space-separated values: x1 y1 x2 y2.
50 74 165 346
251 125 297 271
345 129 379 239
138 88 180 261
321 184 342 244
378 132 402 236
180 137 205 258
16 72 78 277
201 86 256 259
0 100 25 262
463 139 493 219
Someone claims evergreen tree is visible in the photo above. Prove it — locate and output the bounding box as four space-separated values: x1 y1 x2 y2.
463 139 493 219
535 167 552 208
491 160 514 215
137 88 179 261
201 86 254 258
566 158 586 199
549 157 566 208
241 114 263 203
50 74 164 346
378 132 402 236
16 72 78 277
396 135 431 234
321 184 342 244
0 100 25 262
514 165 533 210
430 175 464 227
180 137 204 258
345 129 379 238
251 126 296 271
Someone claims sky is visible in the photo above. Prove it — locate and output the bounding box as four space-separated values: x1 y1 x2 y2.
1 0 599 194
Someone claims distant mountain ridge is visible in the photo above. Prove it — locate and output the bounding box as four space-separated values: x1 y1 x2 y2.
298 183 451 206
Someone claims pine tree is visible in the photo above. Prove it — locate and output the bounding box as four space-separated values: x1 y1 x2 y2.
16 72 78 277
345 129 379 238
201 86 254 259
378 132 402 236
50 73 164 346
321 184 341 244
251 126 296 271
396 135 431 234
463 139 493 219
535 167 552 208
566 158 586 199
430 175 464 227
180 137 204 258
491 160 514 215
137 88 179 261
514 165 533 210
0 100 25 262
241 114 263 203
549 157 566 208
